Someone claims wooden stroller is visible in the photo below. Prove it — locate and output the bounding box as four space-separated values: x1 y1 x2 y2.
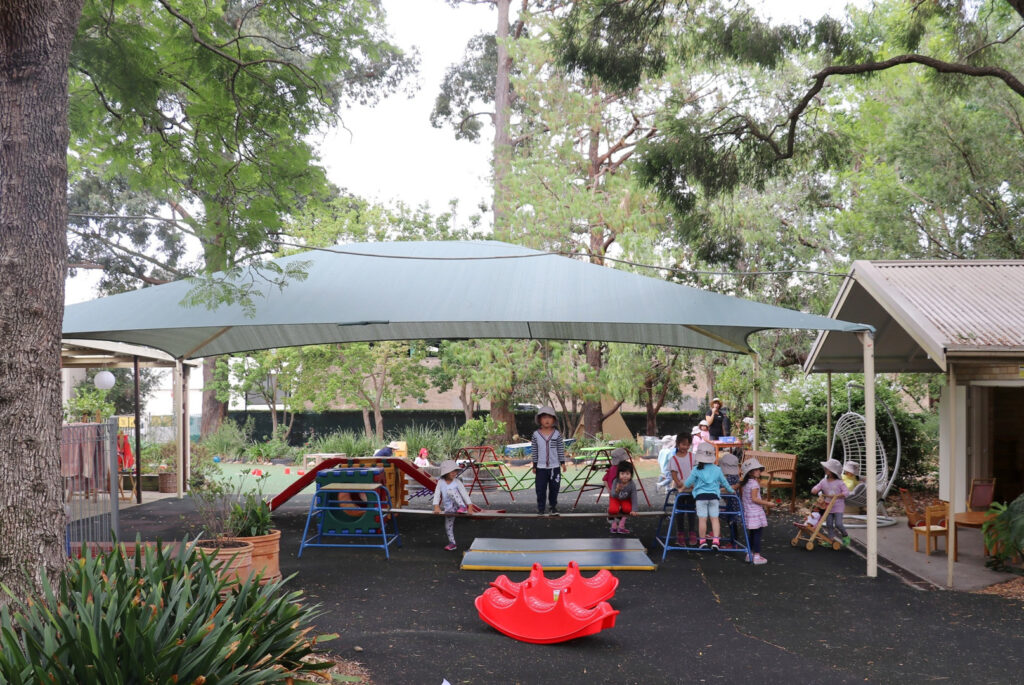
791 495 843 551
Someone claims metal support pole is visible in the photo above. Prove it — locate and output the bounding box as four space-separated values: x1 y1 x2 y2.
134 355 142 504
947 365 957 588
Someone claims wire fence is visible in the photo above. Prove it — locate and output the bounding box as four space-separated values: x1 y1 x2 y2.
62 419 119 554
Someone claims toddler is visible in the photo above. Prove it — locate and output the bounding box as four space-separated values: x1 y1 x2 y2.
432 459 471 551
739 457 774 564
531 406 566 515
656 435 677 492
414 447 431 468
811 458 851 546
718 452 742 547
682 442 734 551
842 460 861 493
668 435 697 546
608 461 639 534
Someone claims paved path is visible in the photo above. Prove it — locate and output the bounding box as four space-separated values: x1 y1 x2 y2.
121 481 1024 685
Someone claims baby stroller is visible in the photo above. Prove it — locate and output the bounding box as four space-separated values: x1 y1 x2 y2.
791 495 843 551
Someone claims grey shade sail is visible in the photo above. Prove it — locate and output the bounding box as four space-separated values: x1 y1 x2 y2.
63 240 871 359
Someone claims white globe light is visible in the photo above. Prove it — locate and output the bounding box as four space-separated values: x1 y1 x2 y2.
94 370 116 390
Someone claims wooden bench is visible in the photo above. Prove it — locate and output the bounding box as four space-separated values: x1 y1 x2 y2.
744 450 798 512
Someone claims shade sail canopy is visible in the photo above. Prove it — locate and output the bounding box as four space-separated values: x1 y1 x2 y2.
63 240 871 358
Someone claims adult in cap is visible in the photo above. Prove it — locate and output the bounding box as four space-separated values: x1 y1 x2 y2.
705 397 730 440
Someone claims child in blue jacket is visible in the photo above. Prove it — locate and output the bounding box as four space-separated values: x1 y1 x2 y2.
683 442 735 551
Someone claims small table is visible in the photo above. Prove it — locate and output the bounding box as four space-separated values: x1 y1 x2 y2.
709 439 742 463
953 511 995 562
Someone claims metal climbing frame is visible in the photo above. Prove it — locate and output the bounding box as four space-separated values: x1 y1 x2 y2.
654 491 749 561
298 482 401 559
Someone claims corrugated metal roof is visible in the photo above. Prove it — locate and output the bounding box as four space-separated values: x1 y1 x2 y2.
867 261 1024 353
805 260 1024 374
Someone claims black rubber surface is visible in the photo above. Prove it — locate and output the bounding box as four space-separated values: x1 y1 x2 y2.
120 486 1024 685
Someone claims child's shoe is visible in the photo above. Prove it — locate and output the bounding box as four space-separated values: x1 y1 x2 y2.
689 532 699 546
752 554 768 565
456 506 468 514
698 539 709 550
842 535 851 546
444 543 457 551
710 537 720 551
745 553 754 563
549 507 560 516
619 525 631 535
676 533 688 546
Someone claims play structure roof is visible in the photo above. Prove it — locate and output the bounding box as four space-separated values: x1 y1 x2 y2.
805 260 1024 374
63 240 871 358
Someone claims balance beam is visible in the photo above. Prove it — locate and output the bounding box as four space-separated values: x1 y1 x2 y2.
389 508 665 518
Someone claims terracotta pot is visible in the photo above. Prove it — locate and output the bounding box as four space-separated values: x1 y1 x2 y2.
195 539 254 584
158 471 178 493
233 529 282 584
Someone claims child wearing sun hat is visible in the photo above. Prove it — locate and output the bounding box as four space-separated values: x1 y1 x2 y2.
682 442 735 551
432 459 472 551
811 458 851 546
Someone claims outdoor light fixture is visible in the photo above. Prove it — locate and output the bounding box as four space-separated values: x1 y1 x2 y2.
93 370 116 390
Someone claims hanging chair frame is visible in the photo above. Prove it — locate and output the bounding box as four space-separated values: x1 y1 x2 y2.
828 382 901 528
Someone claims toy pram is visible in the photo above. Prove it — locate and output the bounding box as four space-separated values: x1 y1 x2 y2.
791 494 842 551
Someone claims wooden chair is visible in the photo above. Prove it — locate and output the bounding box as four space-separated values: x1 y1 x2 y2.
744 450 798 512
967 477 996 512
912 502 948 555
899 488 925 529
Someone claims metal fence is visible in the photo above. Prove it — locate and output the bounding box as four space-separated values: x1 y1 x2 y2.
62 419 119 554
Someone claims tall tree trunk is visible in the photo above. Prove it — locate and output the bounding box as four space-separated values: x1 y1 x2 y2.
200 356 227 438
0 0 85 604
491 0 512 238
581 342 603 438
490 396 516 441
373 406 384 440
361 408 372 438
460 381 475 422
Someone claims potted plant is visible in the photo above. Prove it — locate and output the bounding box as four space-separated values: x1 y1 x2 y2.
188 472 255 584
227 476 282 584
983 494 1024 571
190 469 280 584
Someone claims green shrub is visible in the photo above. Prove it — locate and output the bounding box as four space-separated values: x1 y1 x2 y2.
200 419 251 460
396 423 461 461
306 430 375 458
456 416 507 449
983 494 1024 573
0 540 331 684
244 434 296 462
762 375 936 496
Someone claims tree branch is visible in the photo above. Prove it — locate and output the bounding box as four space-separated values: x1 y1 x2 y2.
775 53 1024 162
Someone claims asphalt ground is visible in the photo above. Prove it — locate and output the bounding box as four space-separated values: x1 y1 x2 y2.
119 476 1024 685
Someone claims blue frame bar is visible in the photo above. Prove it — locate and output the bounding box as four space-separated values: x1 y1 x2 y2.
654 491 750 560
298 482 402 559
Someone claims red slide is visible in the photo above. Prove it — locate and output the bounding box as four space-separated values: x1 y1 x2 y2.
269 457 439 511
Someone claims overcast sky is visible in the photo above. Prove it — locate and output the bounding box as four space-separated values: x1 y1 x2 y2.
65 0 859 304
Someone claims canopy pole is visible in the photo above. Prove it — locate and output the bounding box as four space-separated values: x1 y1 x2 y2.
174 358 184 499
859 331 877 578
752 353 760 449
947 365 957 588
826 372 833 454
183 362 191 493
134 355 142 505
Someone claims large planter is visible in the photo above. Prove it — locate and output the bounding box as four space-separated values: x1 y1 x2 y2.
233 529 282 584
158 471 178 493
195 539 254 585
